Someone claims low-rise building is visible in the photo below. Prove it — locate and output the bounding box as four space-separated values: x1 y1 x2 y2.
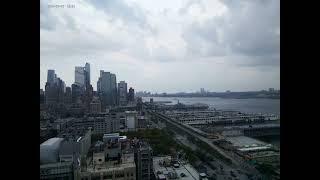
40 138 64 164
153 156 201 180
77 153 136 180
137 116 148 129
40 161 74 180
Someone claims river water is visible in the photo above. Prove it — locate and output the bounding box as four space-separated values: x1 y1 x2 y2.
142 97 280 115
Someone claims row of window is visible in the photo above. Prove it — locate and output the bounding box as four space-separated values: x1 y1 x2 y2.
81 172 135 180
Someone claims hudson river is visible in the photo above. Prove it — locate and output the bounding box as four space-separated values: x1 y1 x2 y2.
142 97 280 115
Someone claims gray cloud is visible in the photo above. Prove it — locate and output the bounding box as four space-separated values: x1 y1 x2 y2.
223 0 280 57
180 0 279 66
182 19 227 57
40 0 58 30
88 0 150 29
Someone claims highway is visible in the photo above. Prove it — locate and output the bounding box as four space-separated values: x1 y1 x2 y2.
148 110 240 167
148 110 262 177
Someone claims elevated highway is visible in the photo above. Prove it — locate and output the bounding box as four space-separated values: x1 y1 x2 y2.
147 110 240 166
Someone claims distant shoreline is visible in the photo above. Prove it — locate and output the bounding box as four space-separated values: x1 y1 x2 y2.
141 96 280 100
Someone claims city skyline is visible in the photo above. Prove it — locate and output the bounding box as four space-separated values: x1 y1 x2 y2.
41 0 280 93
41 65 279 94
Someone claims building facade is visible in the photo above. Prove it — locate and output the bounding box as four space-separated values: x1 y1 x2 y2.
84 63 90 90
75 62 91 91
128 87 134 102
90 97 102 114
64 87 72 104
40 161 74 180
118 81 127 106
98 71 117 109
135 142 153 180
75 66 86 88
125 111 137 131
45 70 66 105
92 114 120 135
47 69 55 84
72 83 83 104
76 153 136 180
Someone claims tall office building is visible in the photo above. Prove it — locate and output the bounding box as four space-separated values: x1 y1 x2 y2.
64 87 72 104
47 70 55 85
118 81 127 106
72 83 82 104
75 62 91 91
58 78 66 102
97 71 117 109
45 70 65 105
85 63 90 89
128 87 134 102
40 89 45 104
110 73 117 106
75 66 85 88
74 63 92 110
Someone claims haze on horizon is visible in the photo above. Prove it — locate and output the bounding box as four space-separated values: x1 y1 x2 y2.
40 0 280 93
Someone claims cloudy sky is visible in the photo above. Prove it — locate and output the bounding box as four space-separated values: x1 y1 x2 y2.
40 0 280 93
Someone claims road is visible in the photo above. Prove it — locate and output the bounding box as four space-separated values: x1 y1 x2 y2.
149 110 239 166
148 110 262 178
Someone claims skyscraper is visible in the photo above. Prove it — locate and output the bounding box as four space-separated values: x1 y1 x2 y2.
84 63 90 90
45 70 65 105
75 66 85 88
97 71 117 109
47 70 55 85
71 83 82 104
110 73 117 106
118 81 127 106
40 89 45 104
64 87 72 104
128 87 135 102
75 62 91 91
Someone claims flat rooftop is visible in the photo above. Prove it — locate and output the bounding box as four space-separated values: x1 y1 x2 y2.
231 123 280 129
226 136 268 148
40 161 72 169
41 137 64 146
153 156 200 180
87 153 135 172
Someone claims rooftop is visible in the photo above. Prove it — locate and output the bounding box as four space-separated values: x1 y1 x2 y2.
226 136 274 153
86 153 135 172
153 156 200 180
40 161 73 169
41 138 64 147
226 136 267 148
